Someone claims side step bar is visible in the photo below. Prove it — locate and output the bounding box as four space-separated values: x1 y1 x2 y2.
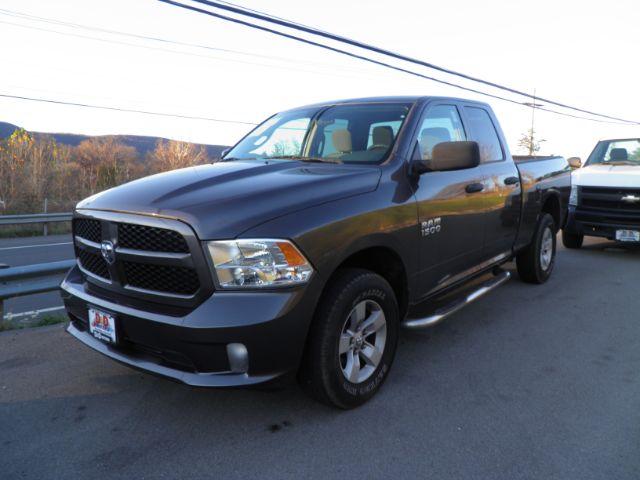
401 270 511 330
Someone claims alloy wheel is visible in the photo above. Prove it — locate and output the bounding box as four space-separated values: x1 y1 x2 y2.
339 300 387 384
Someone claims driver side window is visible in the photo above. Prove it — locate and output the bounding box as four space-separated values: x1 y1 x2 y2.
414 105 466 161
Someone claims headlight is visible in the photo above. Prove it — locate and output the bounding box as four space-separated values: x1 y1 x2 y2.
207 239 313 289
569 185 579 206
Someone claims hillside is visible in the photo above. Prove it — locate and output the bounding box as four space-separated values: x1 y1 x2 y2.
0 121 228 158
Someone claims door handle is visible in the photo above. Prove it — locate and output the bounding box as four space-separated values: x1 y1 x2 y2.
504 176 520 186
465 182 485 194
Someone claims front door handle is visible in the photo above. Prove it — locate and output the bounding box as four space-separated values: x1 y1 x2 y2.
465 182 485 194
504 176 520 186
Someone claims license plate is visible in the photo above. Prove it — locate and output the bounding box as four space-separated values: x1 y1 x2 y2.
615 229 640 242
88 308 117 344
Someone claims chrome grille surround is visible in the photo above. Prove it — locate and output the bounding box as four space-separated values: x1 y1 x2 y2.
72 209 213 308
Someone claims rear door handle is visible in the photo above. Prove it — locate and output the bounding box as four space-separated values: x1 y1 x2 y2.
465 182 485 194
504 176 520 186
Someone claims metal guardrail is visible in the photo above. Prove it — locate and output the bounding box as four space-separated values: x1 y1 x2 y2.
0 212 73 225
0 260 75 327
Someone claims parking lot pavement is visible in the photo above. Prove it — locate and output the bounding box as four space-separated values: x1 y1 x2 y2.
0 236 638 480
0 234 73 320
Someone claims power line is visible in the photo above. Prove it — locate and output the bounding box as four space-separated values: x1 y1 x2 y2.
0 10 531 112
179 0 640 125
0 93 257 125
157 0 631 126
3 6 632 127
5 6 633 126
0 19 376 81
0 8 373 75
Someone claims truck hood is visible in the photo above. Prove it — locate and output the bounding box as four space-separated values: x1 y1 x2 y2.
77 160 381 239
572 164 640 188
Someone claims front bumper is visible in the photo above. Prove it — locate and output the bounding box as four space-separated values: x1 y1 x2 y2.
565 205 640 240
61 265 319 387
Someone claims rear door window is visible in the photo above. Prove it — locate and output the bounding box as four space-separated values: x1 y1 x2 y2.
463 107 504 163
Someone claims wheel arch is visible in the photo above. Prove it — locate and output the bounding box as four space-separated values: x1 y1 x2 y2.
332 245 409 321
541 191 562 231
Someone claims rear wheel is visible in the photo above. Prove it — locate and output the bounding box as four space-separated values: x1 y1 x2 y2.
300 268 399 409
562 230 584 249
517 213 557 284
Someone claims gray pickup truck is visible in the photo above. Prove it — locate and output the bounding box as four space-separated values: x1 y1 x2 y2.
62 96 571 408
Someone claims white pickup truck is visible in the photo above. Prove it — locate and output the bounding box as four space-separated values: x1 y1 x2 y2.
563 138 640 248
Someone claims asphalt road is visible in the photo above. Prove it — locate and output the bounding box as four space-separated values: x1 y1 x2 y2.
0 234 73 319
1 236 639 480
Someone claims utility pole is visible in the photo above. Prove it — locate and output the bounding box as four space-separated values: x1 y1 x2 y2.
523 89 545 156
530 89 536 149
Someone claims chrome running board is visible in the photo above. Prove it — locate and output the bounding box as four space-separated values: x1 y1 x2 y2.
402 270 511 330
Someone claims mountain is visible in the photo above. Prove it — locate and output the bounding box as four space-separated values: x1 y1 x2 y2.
0 121 18 138
0 121 228 158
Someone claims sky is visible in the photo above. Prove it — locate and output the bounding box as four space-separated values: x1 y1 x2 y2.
0 0 639 160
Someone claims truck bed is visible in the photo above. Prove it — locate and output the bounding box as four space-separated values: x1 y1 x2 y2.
513 155 568 163
513 155 571 251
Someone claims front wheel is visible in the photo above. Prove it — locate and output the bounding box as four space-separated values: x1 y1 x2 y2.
300 268 399 409
562 230 584 249
516 213 557 284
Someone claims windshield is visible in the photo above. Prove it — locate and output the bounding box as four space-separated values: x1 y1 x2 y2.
225 103 411 165
586 139 640 166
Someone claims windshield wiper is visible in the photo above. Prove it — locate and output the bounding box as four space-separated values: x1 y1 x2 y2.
271 155 343 164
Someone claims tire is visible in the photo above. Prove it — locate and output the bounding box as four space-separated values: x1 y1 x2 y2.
562 230 584 249
300 268 399 409
516 213 557 284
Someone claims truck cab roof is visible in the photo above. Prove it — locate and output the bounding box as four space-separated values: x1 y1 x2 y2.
288 95 491 111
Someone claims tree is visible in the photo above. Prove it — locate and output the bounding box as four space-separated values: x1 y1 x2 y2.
0 129 77 213
75 137 140 193
270 139 301 157
147 139 208 173
0 128 30 211
518 128 546 156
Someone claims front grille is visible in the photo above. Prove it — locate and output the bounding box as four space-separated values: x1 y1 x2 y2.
123 261 200 295
77 249 110 280
73 213 207 303
74 218 101 243
581 187 640 212
118 223 189 253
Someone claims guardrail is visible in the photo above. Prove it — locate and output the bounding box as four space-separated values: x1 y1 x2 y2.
0 212 73 225
0 260 75 327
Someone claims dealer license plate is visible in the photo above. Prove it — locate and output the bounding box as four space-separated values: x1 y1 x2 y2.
88 308 117 344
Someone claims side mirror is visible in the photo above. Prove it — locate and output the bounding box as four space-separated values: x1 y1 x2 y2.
568 157 582 169
220 147 231 159
413 141 481 174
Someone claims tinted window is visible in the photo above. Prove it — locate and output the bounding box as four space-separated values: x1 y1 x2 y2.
415 105 466 160
312 104 410 164
320 118 349 157
226 103 411 165
367 121 402 149
464 107 503 162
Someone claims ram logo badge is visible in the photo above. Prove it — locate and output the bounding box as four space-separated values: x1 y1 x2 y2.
421 218 442 237
100 241 116 265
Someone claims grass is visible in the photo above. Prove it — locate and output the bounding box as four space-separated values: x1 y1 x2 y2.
35 314 68 327
0 314 68 332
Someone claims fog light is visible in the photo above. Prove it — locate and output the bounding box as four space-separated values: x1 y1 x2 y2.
226 343 249 373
